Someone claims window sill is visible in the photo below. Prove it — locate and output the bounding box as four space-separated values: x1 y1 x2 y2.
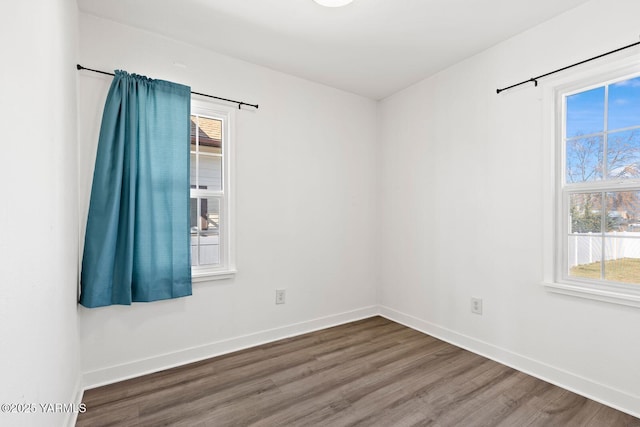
543 281 640 308
192 269 236 283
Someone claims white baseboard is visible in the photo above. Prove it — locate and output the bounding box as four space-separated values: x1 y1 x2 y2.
378 305 640 420
82 305 378 390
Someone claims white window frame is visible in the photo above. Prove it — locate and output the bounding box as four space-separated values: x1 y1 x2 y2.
190 98 236 282
542 52 640 308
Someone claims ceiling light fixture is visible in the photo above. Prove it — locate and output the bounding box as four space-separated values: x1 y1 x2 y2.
313 0 354 7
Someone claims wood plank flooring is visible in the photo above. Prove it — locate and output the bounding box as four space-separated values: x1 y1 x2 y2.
76 316 640 426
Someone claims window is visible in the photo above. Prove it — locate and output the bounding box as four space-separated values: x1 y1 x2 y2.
190 100 235 281
549 67 640 306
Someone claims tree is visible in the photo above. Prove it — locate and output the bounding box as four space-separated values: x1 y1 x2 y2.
566 134 603 183
566 130 640 183
567 130 640 230
570 193 618 233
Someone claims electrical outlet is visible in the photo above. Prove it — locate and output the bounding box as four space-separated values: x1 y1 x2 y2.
471 297 483 315
276 289 286 305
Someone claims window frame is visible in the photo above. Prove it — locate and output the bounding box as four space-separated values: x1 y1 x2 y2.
542 54 640 308
190 98 236 282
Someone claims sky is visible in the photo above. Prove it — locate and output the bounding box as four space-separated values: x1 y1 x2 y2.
566 75 640 137
565 75 640 183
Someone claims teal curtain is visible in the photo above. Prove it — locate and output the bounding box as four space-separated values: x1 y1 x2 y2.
80 71 192 308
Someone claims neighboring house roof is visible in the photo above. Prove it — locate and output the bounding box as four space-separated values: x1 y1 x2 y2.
190 115 221 148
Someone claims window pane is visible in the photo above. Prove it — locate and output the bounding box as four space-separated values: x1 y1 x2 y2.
568 233 601 279
196 116 222 155
190 197 222 266
565 136 603 183
190 153 197 187
566 86 604 138
190 197 198 234
607 130 640 179
199 197 221 266
199 155 222 191
200 143 222 155
603 237 640 284
190 197 199 266
608 76 640 131
569 193 602 234
606 191 640 232
568 192 604 279
190 115 197 153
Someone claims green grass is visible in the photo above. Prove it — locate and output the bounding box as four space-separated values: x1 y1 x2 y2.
570 258 640 284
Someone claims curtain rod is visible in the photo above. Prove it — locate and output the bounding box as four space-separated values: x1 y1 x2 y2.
496 39 640 94
77 64 259 110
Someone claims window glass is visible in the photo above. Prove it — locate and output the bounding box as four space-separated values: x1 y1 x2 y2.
606 130 640 179
192 197 221 266
566 86 604 138
565 136 603 183
569 193 602 234
608 76 640 131
563 73 640 289
199 155 222 192
190 110 229 272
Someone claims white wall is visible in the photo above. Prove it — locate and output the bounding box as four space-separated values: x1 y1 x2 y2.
0 1 81 426
77 14 378 386
378 0 640 416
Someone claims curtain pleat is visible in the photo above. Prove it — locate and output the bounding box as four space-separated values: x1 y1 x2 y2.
80 71 192 308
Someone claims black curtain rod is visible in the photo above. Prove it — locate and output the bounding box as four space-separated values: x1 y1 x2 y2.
77 64 259 110
496 40 640 94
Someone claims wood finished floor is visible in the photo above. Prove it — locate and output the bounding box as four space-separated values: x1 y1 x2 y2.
77 316 640 427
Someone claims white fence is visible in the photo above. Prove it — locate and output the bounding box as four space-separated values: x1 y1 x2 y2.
568 232 640 268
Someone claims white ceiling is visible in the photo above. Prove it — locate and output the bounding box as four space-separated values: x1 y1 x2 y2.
77 0 591 100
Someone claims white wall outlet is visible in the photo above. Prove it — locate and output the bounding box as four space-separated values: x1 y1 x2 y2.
276 289 286 305
471 297 483 315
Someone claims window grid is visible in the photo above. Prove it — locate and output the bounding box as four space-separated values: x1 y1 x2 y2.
561 73 640 288
190 112 226 270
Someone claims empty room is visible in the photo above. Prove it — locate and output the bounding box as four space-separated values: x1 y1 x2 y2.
2 0 640 426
